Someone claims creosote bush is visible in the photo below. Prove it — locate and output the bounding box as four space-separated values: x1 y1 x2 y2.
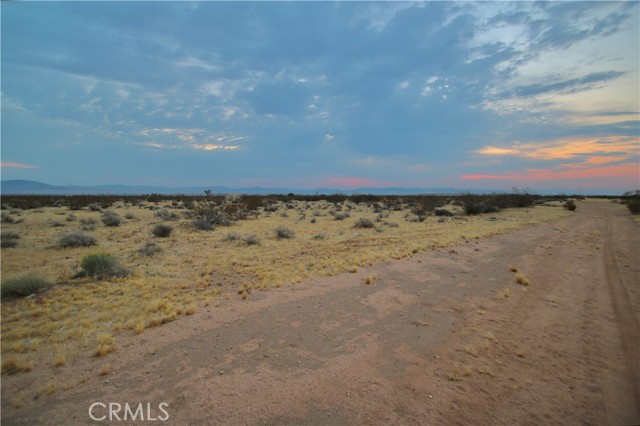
58 232 97 248
78 253 129 278
1 274 51 298
564 200 577 211
152 224 173 238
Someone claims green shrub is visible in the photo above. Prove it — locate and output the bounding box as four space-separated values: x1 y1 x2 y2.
1 274 51 298
564 200 577 211
152 224 173 238
78 253 129 278
58 232 97 248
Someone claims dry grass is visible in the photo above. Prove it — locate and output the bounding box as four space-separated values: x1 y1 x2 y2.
1 201 568 373
515 274 530 286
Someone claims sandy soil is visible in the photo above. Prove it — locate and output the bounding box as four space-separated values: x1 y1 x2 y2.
2 200 638 425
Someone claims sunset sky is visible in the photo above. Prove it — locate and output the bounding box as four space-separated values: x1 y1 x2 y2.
2 1 638 193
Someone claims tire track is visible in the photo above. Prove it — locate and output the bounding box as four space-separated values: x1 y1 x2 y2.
603 209 640 416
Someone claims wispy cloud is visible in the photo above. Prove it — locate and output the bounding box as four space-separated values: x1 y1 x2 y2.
476 136 638 161
1 162 37 169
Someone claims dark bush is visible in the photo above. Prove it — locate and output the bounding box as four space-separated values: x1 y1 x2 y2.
152 224 173 237
1 274 51 298
58 232 97 248
564 200 577 211
434 208 454 217
1 231 20 248
78 253 129 278
627 196 640 214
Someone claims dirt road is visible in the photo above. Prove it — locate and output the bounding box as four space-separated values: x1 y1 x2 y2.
3 200 638 425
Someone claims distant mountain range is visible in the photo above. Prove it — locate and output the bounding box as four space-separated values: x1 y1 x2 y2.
0 179 621 196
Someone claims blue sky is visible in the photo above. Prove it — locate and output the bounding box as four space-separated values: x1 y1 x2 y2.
1 1 638 192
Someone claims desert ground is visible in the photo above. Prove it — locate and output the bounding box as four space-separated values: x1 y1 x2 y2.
1 198 638 425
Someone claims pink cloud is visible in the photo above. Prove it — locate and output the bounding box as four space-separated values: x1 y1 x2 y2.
461 163 639 182
1 162 36 169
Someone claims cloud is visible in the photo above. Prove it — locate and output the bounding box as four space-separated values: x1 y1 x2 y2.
499 71 625 98
475 136 638 161
1 162 37 169
461 163 638 182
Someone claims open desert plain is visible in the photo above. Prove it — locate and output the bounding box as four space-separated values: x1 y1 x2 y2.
0 195 638 426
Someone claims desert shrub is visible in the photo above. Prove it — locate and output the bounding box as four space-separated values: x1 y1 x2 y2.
80 217 97 231
191 218 215 231
333 212 350 221
49 220 65 227
564 200 577 211
155 208 178 221
313 232 326 240
1 274 51 298
152 224 173 238
187 202 232 227
124 212 136 220
384 221 399 228
58 232 97 248
78 253 129 278
1 231 20 248
101 212 121 227
354 218 375 228
626 196 640 214
275 226 295 239
243 234 260 245
225 232 241 242
88 204 102 212
66 213 77 222
434 208 454 217
138 242 162 256
1 212 16 224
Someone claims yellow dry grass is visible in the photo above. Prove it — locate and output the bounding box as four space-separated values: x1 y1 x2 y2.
1 200 569 372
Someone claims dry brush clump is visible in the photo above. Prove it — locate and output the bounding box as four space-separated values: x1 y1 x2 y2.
58 232 97 248
275 226 295 239
101 211 121 227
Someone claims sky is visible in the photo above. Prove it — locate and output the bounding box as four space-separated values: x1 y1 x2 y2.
1 1 639 193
